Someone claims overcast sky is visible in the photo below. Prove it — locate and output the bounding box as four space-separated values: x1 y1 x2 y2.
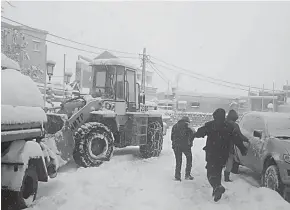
2 1 290 96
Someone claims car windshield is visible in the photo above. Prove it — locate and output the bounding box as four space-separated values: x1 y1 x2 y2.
267 117 290 139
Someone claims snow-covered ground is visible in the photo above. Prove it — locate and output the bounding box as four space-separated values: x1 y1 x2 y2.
29 130 290 210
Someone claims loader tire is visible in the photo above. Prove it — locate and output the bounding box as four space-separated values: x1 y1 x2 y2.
73 122 114 167
140 118 163 158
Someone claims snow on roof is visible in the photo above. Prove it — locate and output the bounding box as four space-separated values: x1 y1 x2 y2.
1 53 21 71
90 51 138 70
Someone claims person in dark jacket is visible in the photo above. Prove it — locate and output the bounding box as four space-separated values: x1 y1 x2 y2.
224 109 249 182
193 108 248 202
171 116 195 181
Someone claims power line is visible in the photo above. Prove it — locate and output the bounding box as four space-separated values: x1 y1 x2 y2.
150 60 256 93
147 62 168 83
1 16 139 56
150 55 277 92
19 32 139 60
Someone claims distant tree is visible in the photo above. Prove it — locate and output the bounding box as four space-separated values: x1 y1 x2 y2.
1 27 45 82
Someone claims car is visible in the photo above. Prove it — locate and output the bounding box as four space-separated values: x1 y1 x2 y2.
234 111 290 202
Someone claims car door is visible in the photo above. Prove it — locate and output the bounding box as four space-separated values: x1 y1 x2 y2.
242 115 267 171
248 116 267 172
238 114 256 167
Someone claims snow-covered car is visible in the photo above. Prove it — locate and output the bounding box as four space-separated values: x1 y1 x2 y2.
1 54 58 209
234 111 290 201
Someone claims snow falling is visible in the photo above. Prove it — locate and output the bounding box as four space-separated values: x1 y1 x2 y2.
28 130 290 210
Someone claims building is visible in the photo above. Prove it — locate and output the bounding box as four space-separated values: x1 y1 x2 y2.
157 89 238 113
136 69 157 101
1 21 48 83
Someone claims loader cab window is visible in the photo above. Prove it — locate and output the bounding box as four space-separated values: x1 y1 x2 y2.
115 66 125 100
126 69 136 102
92 66 116 99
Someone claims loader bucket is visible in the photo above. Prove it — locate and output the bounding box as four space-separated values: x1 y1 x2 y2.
44 113 75 166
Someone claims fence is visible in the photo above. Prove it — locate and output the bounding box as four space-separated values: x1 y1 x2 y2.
164 111 243 127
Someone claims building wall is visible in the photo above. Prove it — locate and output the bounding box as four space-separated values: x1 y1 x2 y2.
176 95 232 113
1 22 48 83
75 60 92 89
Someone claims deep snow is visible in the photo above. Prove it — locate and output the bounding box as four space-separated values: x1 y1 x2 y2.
28 129 290 210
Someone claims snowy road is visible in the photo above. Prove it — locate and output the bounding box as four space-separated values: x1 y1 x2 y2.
29 131 290 210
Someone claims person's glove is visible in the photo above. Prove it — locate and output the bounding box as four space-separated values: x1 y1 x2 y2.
240 147 248 156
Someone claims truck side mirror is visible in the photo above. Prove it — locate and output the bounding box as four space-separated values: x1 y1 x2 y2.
253 130 262 139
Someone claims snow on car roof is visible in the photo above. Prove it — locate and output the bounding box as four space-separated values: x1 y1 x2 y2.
250 111 290 120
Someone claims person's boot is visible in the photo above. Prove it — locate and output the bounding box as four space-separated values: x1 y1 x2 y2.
175 172 181 181
185 174 194 180
224 171 232 182
174 176 181 181
231 162 240 174
213 185 226 202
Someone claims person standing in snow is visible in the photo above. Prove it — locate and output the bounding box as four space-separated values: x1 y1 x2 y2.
224 109 249 182
171 116 195 181
193 108 248 202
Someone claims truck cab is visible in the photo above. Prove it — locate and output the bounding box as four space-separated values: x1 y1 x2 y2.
1 53 57 209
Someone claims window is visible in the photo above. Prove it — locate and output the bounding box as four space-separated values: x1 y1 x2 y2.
191 102 200 108
33 40 40 51
126 69 136 102
116 67 125 100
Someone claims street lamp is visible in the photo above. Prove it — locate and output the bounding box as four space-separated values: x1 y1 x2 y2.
64 71 73 84
46 60 56 83
44 60 56 108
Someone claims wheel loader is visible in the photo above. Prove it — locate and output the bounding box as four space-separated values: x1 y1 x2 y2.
48 57 164 167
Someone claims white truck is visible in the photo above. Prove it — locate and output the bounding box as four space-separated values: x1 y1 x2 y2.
1 54 58 209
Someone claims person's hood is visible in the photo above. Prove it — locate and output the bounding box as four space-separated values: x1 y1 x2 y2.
227 110 239 122
213 108 226 123
177 119 187 128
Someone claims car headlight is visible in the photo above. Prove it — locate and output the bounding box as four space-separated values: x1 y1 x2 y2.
283 154 290 164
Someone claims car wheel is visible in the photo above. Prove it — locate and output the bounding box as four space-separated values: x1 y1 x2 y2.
263 165 283 193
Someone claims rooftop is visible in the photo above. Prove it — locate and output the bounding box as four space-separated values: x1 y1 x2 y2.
90 51 140 70
1 21 48 34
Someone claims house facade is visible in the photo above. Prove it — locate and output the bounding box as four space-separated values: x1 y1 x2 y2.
1 21 48 83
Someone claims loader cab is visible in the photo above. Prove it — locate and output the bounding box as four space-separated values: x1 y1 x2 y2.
90 64 141 112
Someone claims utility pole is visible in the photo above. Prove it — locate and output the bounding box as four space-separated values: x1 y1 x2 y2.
44 44 47 107
286 80 289 103
272 82 275 112
141 48 146 105
63 54 66 100
261 84 264 111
